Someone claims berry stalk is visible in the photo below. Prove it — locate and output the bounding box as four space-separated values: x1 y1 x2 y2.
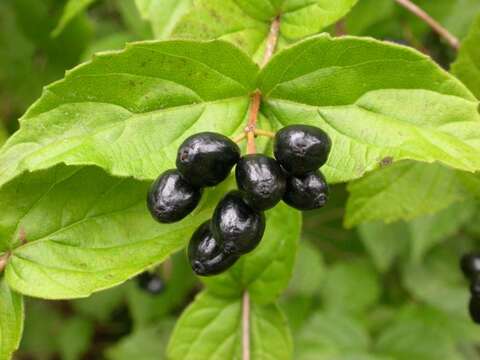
245 15 281 156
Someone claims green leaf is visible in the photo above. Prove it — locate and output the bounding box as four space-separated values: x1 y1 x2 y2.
0 277 24 360
375 304 466 360
357 221 408 272
1 164 225 299
407 0 480 39
167 291 292 360
345 162 467 227
295 311 373 360
402 245 470 316
56 316 94 360
286 241 325 296
126 252 196 329
452 14 480 99
106 320 174 360
168 0 358 61
320 259 380 315
135 0 193 39
0 39 258 188
19 300 62 357
407 200 475 262
0 124 7 147
52 0 97 37
201 203 302 304
260 35 480 183
72 285 126 323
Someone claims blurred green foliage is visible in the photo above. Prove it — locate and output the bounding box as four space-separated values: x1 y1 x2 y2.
1 0 479 359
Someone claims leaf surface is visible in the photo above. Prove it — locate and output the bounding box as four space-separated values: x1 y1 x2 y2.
137 0 357 61
52 0 97 37
0 277 24 360
0 40 258 188
167 291 292 360
345 161 467 227
1 164 226 299
260 35 480 183
452 14 480 99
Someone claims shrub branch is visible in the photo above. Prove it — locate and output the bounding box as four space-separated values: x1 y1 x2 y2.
394 0 459 50
245 15 281 156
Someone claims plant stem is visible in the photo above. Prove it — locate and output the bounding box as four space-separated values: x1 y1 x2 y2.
254 128 275 138
245 15 281 155
246 91 261 155
233 132 247 143
262 16 281 67
394 0 459 50
0 252 10 272
242 291 251 360
242 16 281 359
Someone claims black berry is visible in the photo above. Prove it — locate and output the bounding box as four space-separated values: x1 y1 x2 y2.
212 191 265 255
283 170 329 210
137 272 165 295
471 275 480 298
176 132 240 187
235 154 286 210
460 253 480 280
470 296 480 324
147 169 202 223
274 125 331 175
188 221 238 276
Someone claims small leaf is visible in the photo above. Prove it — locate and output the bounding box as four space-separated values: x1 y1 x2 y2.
72 285 126 323
0 277 24 360
280 0 358 39
375 304 466 360
0 39 258 188
202 203 302 304
0 124 7 147
320 259 380 315
134 0 193 39
1 164 225 299
452 14 480 99
167 291 292 360
407 200 476 262
295 311 373 360
106 320 174 360
52 0 97 37
402 245 470 316
56 316 94 360
357 221 408 272
126 252 196 329
287 241 325 296
345 161 468 227
260 35 480 183
141 0 357 61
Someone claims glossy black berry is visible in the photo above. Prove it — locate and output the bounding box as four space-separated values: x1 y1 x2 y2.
471 276 480 298
176 132 240 187
235 154 286 210
212 191 265 255
188 221 238 276
460 253 480 280
147 169 202 223
274 125 331 175
283 170 329 210
137 272 165 294
469 296 480 324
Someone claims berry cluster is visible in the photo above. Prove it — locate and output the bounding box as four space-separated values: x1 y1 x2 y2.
460 253 480 324
147 125 331 276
